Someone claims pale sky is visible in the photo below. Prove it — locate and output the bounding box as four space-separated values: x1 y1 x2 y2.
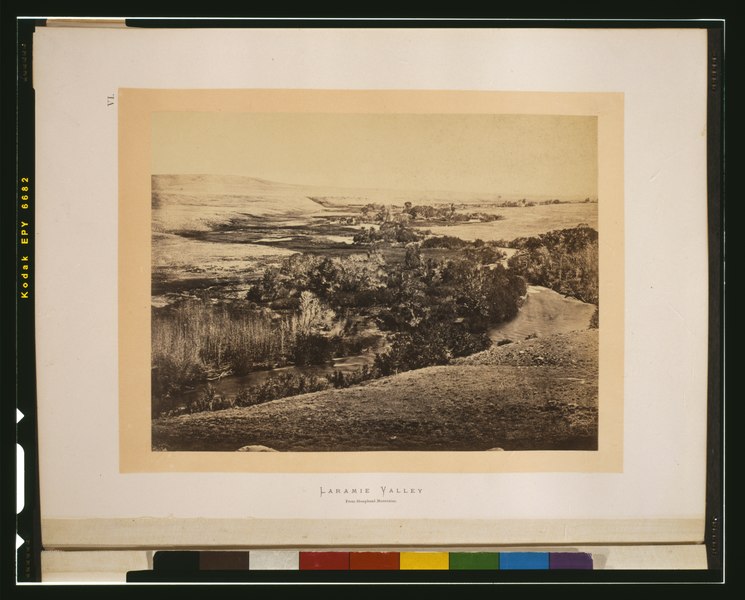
152 112 597 198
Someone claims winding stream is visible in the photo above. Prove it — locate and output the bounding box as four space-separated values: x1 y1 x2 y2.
182 285 595 405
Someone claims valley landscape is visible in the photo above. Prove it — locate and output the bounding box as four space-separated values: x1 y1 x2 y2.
150 173 600 452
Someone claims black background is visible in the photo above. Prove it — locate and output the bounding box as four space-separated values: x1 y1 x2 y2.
1 2 729 594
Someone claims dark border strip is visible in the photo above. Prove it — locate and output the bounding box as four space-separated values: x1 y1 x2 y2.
14 17 42 584
705 26 724 573
3 16 726 588
1 9 20 595
127 568 721 583
123 17 725 29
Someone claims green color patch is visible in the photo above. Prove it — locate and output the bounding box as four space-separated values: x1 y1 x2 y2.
449 552 500 570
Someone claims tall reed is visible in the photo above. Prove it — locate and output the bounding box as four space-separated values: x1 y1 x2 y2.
151 299 296 414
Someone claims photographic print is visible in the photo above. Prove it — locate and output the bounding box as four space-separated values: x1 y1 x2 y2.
148 110 601 453
115 89 623 472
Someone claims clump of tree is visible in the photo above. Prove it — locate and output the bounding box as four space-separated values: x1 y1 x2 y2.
375 322 491 376
356 201 504 226
185 383 236 414
498 199 536 207
247 253 387 311
372 246 524 333
235 372 330 407
177 373 333 416
539 199 567 205
420 235 471 250
411 236 507 266
401 202 503 223
352 222 422 246
247 245 524 336
329 364 377 388
372 244 525 374
404 202 456 221
507 225 599 304
291 291 338 365
169 364 386 417
245 243 526 380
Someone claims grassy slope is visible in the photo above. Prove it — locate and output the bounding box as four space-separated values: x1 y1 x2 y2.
152 330 598 452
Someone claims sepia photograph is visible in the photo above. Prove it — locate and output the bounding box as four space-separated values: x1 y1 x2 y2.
148 111 601 453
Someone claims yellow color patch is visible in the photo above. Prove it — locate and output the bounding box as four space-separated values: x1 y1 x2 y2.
399 552 449 570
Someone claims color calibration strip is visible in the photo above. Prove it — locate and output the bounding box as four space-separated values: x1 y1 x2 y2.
153 550 593 572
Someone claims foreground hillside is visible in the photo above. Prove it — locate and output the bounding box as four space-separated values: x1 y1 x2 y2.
152 330 598 452
456 329 598 368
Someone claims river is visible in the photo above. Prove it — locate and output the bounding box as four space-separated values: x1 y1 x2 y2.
181 285 594 406
181 336 382 406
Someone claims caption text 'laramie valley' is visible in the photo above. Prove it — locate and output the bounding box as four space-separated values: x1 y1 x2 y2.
320 486 423 498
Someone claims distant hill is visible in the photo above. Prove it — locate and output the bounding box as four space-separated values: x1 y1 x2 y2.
151 174 330 232
151 173 592 233
152 173 312 195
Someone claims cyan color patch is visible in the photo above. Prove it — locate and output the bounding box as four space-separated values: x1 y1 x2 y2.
499 552 549 570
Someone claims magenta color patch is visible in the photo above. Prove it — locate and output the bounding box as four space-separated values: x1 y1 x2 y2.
549 552 593 569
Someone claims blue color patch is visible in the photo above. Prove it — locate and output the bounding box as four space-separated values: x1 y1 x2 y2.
499 552 550 570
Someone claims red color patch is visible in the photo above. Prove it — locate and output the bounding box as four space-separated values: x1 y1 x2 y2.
299 552 350 570
350 552 400 570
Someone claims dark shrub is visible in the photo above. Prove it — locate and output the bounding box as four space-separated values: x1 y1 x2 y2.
374 322 490 376
589 306 599 329
293 333 333 366
250 373 329 404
